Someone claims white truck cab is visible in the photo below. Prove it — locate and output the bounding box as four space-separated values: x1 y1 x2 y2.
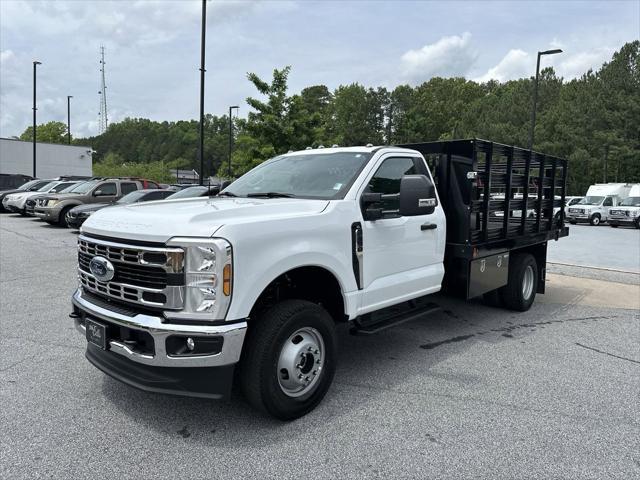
567 183 632 225
70 139 569 419
608 184 640 229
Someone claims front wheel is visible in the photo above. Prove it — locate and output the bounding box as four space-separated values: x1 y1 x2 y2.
500 253 538 311
589 214 601 226
57 206 73 227
238 300 336 420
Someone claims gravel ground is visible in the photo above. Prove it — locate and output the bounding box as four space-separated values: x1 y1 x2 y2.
1 214 639 479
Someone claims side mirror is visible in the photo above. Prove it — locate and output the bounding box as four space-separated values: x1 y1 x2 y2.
399 175 437 216
361 192 384 221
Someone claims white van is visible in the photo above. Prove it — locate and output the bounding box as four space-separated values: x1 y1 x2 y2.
608 184 640 229
567 183 632 225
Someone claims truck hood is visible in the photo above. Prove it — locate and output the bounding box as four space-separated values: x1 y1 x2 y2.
42 192 81 201
81 197 330 243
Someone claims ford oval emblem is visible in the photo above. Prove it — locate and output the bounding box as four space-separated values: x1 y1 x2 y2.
89 256 115 282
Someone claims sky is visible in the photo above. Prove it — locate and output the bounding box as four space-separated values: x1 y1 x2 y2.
1 0 638 139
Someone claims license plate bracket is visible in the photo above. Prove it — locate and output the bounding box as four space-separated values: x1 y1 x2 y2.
85 318 108 350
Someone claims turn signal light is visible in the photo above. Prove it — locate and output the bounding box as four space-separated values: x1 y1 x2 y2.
223 264 232 296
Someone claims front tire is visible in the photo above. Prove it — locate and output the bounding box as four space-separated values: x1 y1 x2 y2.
239 300 336 420
589 214 601 226
500 253 538 311
57 206 73 227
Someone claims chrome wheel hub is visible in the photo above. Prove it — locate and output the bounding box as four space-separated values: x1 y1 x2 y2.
522 265 534 300
277 327 325 398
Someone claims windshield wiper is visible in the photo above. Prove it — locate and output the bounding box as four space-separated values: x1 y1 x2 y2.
246 192 295 198
218 191 237 197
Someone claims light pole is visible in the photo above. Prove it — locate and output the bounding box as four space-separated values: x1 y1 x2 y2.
67 95 73 145
529 49 562 150
32 60 42 177
228 105 239 178
198 0 207 185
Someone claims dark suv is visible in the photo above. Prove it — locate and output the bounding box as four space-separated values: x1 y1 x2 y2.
34 177 159 227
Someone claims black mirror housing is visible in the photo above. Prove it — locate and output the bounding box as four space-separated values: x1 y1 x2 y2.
399 175 437 216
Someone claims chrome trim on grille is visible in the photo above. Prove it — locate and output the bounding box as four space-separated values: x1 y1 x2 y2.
77 235 186 309
73 288 247 367
79 269 184 309
78 235 184 273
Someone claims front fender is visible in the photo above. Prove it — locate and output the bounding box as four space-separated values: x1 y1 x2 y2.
219 210 360 321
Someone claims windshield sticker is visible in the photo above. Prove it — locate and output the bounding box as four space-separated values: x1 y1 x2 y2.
333 183 343 190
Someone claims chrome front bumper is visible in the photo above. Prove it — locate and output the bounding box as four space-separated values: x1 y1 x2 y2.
72 288 247 368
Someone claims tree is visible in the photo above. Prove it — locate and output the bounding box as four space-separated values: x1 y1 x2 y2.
19 121 68 144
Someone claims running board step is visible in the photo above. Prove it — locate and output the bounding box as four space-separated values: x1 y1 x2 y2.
350 301 440 335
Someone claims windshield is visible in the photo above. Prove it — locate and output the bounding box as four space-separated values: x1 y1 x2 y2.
224 152 372 199
167 186 208 199
67 180 99 194
37 181 58 192
620 196 640 207
50 182 75 193
579 196 604 205
58 183 79 193
17 180 40 191
116 191 147 204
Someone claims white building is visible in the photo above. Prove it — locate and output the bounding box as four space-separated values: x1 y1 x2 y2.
0 138 93 178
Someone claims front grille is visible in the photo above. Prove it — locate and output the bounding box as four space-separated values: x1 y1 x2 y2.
77 235 185 310
609 210 628 217
78 252 167 288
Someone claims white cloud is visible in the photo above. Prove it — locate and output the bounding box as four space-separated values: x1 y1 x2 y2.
474 49 531 82
401 32 477 83
474 45 619 83
555 47 616 78
1 49 15 64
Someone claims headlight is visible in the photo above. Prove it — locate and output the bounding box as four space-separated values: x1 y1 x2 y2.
48 200 59 207
164 237 233 322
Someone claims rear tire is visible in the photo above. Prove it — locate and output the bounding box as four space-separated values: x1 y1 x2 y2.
610 224 618 228
635 219 640 229
238 300 336 420
589 214 601 226
569 220 576 225
499 253 538 312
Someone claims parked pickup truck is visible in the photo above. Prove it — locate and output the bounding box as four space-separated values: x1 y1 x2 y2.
70 139 568 419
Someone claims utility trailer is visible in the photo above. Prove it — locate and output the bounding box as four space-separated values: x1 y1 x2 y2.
399 138 569 300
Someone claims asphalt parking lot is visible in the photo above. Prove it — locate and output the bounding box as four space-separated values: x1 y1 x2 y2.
1 215 639 479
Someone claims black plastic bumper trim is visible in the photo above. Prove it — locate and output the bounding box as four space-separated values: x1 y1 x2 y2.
85 343 235 400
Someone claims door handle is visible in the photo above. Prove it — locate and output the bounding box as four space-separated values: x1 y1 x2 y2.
421 222 437 231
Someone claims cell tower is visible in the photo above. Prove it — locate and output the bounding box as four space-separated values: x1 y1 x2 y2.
98 46 109 134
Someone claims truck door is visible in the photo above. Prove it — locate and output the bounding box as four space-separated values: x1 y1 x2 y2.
358 155 445 314
91 182 118 204
601 196 613 219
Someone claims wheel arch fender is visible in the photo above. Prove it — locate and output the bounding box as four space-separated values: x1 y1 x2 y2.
228 253 355 322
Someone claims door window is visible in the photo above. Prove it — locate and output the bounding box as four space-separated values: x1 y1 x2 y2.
603 197 613 207
121 182 137 195
366 157 417 211
368 157 416 195
97 182 117 196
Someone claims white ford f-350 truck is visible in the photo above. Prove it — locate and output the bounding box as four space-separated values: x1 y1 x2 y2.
71 139 569 419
